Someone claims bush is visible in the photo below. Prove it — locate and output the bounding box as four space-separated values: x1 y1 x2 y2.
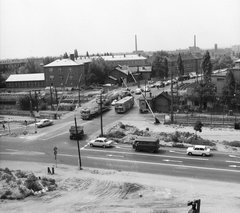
24 174 42 191
120 124 125 129
107 130 125 138
224 141 240 148
15 170 28 178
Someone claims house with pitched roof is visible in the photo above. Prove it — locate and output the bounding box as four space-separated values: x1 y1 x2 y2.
44 57 85 88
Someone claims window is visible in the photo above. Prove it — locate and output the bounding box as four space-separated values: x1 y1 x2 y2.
58 68 62 72
49 68 53 72
50 75 54 80
59 75 63 80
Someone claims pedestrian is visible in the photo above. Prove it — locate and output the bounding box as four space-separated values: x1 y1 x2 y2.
25 120 27 126
2 123 5 130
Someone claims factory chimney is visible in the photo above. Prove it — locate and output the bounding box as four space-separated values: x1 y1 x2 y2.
194 35 196 47
135 35 138 52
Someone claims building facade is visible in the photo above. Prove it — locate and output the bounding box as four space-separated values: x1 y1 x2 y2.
44 58 85 88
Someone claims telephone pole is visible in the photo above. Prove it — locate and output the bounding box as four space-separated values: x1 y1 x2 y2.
100 92 103 136
170 69 174 124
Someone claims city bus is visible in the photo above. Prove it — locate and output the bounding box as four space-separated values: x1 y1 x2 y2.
114 96 134 113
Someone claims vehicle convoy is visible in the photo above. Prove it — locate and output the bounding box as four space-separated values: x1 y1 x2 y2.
80 105 110 120
114 96 134 113
69 126 84 140
132 136 160 153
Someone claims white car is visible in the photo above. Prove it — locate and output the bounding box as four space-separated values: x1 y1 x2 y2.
141 86 151 92
111 99 118 106
36 119 53 128
187 145 211 156
135 88 142 95
90 137 113 148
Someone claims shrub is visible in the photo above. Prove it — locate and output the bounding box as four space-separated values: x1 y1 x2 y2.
15 170 28 178
146 127 149 131
224 141 240 148
24 174 42 191
4 167 12 176
120 124 125 129
107 130 125 138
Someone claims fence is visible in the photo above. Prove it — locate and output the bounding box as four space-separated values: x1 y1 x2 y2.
173 113 240 128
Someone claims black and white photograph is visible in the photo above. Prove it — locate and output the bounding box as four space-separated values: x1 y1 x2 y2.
0 0 240 212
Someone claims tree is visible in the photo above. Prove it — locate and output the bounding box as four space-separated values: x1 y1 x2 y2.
25 59 42 73
86 51 89 57
74 49 78 59
191 82 217 112
152 51 169 78
212 55 234 70
194 120 203 137
221 70 236 109
177 53 184 76
43 57 55 65
201 51 212 83
63 52 69 59
86 58 113 85
163 57 169 79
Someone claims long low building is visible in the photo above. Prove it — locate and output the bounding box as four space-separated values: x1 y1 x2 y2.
5 73 45 89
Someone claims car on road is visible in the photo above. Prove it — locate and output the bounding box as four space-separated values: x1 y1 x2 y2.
111 99 118 106
89 137 114 148
187 145 211 156
141 86 151 92
154 81 164 88
36 119 53 128
135 88 142 95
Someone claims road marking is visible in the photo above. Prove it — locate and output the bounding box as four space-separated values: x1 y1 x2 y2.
39 121 92 140
85 156 240 173
107 154 124 158
30 151 45 155
229 155 240 159
229 165 240 168
226 161 240 164
58 154 77 157
82 148 209 161
163 159 182 163
6 149 18 152
169 150 186 155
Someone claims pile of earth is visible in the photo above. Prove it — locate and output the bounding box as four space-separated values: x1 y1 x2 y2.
106 122 217 148
0 168 57 200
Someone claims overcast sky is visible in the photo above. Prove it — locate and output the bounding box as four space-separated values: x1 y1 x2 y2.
1 0 240 59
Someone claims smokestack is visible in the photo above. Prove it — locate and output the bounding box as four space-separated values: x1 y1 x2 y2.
135 35 138 52
194 35 196 47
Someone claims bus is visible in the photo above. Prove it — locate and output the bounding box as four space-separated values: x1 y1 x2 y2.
114 96 134 113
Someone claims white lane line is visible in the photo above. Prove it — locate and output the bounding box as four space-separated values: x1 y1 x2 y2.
226 160 240 164
40 121 92 141
6 149 19 152
229 165 240 168
39 131 69 140
163 159 182 163
58 154 77 157
229 155 240 159
169 150 186 155
82 148 209 161
86 156 240 173
107 154 124 158
30 151 45 155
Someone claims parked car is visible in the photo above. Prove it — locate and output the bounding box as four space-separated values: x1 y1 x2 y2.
89 137 113 148
141 86 151 92
186 145 211 156
111 99 118 106
36 119 53 128
135 88 142 95
154 81 164 87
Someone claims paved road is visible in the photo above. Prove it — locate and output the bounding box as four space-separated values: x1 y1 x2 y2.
1 83 240 183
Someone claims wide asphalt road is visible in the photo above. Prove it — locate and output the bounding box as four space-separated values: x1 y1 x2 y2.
1 101 240 184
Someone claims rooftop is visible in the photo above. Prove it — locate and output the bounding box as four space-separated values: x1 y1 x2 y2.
6 73 45 82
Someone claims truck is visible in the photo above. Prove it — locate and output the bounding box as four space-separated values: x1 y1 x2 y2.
115 96 134 113
69 126 84 140
80 105 110 120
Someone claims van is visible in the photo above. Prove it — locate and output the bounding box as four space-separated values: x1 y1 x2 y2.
132 137 160 153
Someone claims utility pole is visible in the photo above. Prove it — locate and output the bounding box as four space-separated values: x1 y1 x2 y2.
100 92 103 136
34 90 39 112
55 87 58 108
29 91 33 116
170 69 174 124
78 74 82 107
74 116 82 170
50 85 54 110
